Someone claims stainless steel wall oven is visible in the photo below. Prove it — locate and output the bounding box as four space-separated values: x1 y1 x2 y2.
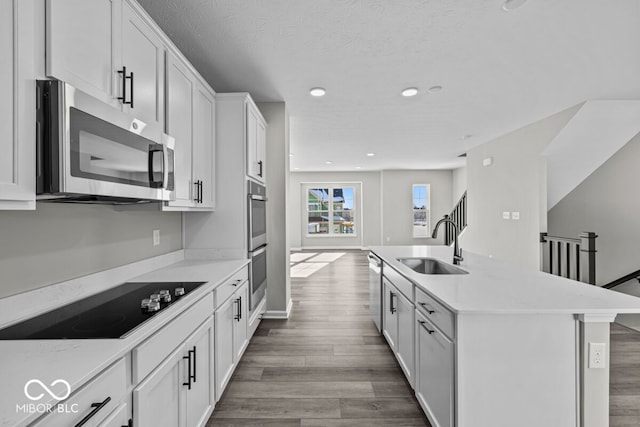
248 181 267 310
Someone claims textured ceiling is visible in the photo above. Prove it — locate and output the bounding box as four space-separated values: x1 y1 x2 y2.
137 0 640 171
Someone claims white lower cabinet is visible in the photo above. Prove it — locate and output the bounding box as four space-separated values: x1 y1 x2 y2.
382 276 414 387
415 311 454 427
33 359 127 427
134 317 214 427
98 403 130 427
214 280 249 400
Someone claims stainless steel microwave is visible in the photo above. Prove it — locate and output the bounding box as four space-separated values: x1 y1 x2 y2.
36 80 175 203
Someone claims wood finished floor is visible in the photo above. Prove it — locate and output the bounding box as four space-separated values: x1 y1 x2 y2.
207 250 430 426
205 249 640 426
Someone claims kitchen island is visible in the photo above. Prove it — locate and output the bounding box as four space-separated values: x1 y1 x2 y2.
370 245 640 427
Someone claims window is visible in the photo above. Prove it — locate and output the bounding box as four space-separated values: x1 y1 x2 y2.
413 184 430 237
307 186 356 236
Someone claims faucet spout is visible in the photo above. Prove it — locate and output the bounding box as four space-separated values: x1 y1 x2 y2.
431 215 463 265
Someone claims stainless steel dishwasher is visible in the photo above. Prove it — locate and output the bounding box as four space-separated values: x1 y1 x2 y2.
368 252 383 333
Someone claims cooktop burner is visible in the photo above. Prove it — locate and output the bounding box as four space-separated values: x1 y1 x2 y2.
0 281 206 340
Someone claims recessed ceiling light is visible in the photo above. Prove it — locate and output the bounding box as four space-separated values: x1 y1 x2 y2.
289 153 294 157
366 152 375 157
502 0 527 11
294 167 300 170
325 161 333 165
355 166 362 170
428 85 443 93
401 87 418 97
310 87 326 97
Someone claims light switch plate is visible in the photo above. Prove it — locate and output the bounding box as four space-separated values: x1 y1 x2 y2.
153 229 160 246
511 212 520 220
502 211 511 220
483 157 493 167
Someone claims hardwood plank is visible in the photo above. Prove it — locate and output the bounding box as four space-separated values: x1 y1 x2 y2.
333 344 393 356
305 355 397 368
207 419 301 427
260 367 403 382
269 328 380 337
238 355 306 368
225 381 375 398
301 418 429 426
250 335 365 346
371 380 416 398
244 344 334 356
212 398 341 419
339 398 425 419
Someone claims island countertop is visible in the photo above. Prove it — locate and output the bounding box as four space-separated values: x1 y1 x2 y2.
369 245 640 315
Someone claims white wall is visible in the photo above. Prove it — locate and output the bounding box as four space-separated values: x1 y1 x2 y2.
548 132 640 285
289 169 455 249
258 102 291 313
381 170 453 246
0 203 182 298
463 105 581 270
452 166 467 202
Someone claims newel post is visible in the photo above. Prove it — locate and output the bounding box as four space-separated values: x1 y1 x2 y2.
540 232 549 274
579 232 598 285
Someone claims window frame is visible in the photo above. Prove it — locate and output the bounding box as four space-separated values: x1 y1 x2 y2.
412 183 431 238
305 185 357 238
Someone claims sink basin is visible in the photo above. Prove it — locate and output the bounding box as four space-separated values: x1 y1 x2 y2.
397 257 469 275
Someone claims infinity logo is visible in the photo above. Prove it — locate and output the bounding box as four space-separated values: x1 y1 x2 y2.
24 379 71 401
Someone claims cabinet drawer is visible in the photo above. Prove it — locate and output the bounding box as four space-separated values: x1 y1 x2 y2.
383 264 414 301
415 287 455 340
215 266 249 308
33 359 126 427
133 292 214 383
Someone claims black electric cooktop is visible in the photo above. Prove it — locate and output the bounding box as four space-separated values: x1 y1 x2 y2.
0 281 206 340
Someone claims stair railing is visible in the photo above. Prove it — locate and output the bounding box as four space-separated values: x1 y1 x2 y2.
540 231 597 285
444 191 467 246
603 269 640 289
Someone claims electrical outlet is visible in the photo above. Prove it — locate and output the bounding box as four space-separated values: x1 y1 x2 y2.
588 342 606 369
511 211 520 220
153 229 160 246
502 211 511 220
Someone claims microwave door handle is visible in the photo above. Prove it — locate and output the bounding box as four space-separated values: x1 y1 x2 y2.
148 146 164 188
162 144 170 190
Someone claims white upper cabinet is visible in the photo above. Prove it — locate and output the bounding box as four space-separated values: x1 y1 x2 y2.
246 100 267 183
121 0 165 129
46 0 122 109
47 0 164 128
166 50 195 208
192 82 216 209
0 0 35 210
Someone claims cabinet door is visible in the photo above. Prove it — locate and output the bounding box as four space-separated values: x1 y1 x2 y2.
233 282 250 361
256 119 266 182
246 103 260 181
134 344 185 427
166 51 195 208
416 312 454 427
382 279 398 352
185 319 215 427
0 0 35 209
122 1 164 128
192 82 215 209
215 295 236 399
396 290 414 387
98 403 130 427
46 0 122 108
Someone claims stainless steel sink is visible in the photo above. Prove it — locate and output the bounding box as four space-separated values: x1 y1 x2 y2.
397 257 469 275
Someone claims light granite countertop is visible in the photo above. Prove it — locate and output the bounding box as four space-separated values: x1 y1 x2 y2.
0 257 248 427
370 245 640 315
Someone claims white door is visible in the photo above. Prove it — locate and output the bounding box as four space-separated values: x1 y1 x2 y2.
46 0 122 108
416 311 454 427
215 295 236 399
382 279 398 352
192 83 215 209
0 0 35 209
233 282 250 361
395 290 415 387
185 319 214 427
121 1 164 128
166 51 194 208
133 345 184 427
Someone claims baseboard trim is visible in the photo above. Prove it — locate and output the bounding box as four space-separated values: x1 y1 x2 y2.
263 298 293 319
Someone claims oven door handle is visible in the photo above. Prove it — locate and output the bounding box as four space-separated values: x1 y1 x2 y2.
250 245 267 257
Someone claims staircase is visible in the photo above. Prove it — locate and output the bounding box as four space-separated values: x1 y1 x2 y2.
444 191 467 246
